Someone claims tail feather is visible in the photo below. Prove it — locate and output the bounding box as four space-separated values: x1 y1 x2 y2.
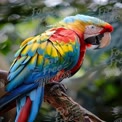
15 85 44 122
28 85 44 122
16 97 32 122
0 81 45 122
16 85 44 122
0 82 39 115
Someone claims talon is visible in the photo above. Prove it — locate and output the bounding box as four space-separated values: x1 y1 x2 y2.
46 82 67 95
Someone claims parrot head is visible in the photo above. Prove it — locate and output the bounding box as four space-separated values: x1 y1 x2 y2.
61 14 113 49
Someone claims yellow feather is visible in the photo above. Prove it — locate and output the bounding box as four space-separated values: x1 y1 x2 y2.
39 41 47 50
37 55 43 65
34 35 41 41
67 43 73 52
51 46 58 57
20 37 34 47
60 20 87 34
30 53 37 65
21 44 32 56
46 42 52 55
41 33 49 41
61 43 68 53
31 43 40 52
56 45 64 56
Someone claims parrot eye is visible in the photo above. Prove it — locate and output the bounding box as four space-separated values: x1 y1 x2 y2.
87 25 96 30
90 25 95 29
84 25 102 35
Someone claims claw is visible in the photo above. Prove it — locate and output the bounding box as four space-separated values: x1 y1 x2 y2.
47 82 67 95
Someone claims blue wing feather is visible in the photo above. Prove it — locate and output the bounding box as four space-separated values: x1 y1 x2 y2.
8 65 25 81
6 67 30 91
0 82 39 111
10 56 26 72
28 85 44 122
22 56 31 64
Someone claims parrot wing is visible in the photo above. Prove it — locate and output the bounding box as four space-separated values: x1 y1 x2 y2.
6 28 80 91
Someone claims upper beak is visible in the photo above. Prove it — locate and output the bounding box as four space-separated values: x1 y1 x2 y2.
98 32 111 48
85 32 111 49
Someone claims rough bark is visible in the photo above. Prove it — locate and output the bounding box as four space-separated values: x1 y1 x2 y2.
0 69 105 122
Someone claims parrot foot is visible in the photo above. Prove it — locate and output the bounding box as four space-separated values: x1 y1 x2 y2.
47 82 67 96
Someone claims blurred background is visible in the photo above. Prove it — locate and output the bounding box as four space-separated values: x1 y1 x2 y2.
0 0 122 122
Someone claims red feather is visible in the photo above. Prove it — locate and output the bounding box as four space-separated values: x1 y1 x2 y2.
50 28 76 43
17 97 32 122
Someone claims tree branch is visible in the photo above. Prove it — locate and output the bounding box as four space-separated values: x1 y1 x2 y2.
45 84 105 122
0 69 105 122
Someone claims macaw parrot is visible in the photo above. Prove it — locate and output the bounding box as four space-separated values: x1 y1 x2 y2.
0 14 113 122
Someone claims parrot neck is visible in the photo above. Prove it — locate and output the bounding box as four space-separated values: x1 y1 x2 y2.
70 32 86 76
65 26 87 76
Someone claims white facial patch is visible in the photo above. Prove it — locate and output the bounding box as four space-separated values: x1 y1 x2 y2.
84 25 103 40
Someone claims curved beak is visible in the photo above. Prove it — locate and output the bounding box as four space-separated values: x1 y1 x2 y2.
98 32 111 48
85 32 111 49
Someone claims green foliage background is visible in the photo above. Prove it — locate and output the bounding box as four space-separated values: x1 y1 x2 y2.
0 0 122 122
